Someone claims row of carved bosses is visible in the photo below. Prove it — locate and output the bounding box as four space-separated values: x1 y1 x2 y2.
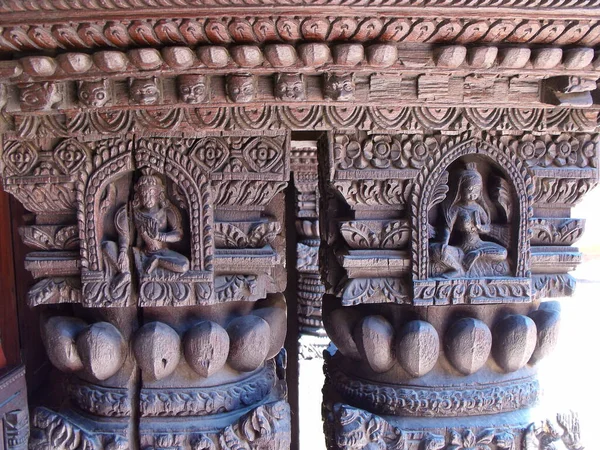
10 72 600 114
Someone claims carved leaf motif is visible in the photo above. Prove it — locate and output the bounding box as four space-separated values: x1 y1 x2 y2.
430 171 449 208
214 223 249 249
248 222 281 248
340 222 380 248
380 222 410 249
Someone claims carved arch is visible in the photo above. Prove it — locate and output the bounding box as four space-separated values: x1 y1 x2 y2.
135 138 213 273
411 134 534 281
78 139 133 272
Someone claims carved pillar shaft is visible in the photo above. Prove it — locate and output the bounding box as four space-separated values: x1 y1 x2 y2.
2 133 291 449
322 128 596 448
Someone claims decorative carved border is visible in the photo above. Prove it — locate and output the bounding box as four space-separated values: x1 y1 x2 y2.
1 17 599 52
2 0 600 12
4 107 599 140
326 359 539 417
68 382 131 418
139 361 276 417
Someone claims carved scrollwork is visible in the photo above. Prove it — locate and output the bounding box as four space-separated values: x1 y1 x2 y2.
340 220 410 249
140 362 275 417
530 218 585 246
29 408 102 450
339 277 410 306
326 358 539 417
69 382 131 418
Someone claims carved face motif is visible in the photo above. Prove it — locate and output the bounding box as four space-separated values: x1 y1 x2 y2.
565 76 597 93
129 78 160 105
226 74 256 103
324 74 355 101
78 79 110 107
275 73 306 101
177 74 209 104
18 82 61 111
461 178 482 201
139 185 160 209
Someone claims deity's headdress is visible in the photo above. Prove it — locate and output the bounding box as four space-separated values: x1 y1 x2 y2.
135 169 164 191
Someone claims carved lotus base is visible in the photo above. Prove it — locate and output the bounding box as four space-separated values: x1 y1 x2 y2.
323 401 584 450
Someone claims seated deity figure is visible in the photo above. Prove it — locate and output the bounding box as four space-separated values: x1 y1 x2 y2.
430 162 509 278
132 173 190 275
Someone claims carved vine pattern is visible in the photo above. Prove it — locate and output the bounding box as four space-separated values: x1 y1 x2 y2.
326 359 539 417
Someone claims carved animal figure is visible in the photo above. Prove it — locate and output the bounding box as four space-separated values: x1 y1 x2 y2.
77 79 110 108
275 73 306 101
226 74 256 103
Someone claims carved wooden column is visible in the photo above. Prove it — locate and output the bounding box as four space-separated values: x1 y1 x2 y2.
292 141 328 359
1 131 291 449
0 2 599 449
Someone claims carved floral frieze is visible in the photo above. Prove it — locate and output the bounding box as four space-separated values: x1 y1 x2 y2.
323 402 584 450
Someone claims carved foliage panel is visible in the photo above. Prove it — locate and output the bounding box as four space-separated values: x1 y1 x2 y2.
2 133 290 308
328 131 599 306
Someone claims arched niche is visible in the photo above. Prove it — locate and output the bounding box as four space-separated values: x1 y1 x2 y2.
78 138 213 307
410 136 533 305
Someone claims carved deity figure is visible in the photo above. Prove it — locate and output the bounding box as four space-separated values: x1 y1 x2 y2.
226 74 256 103
324 73 355 101
132 173 189 274
177 74 209 104
275 73 306 101
429 163 509 278
18 82 61 111
129 77 161 105
77 79 110 108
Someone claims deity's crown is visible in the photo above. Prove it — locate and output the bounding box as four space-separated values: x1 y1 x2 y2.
136 170 163 190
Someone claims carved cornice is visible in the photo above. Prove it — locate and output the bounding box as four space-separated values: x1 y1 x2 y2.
1 17 600 53
2 0 600 14
1 44 598 82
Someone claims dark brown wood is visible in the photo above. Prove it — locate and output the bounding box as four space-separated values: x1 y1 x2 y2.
0 2 598 450
0 187 20 368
